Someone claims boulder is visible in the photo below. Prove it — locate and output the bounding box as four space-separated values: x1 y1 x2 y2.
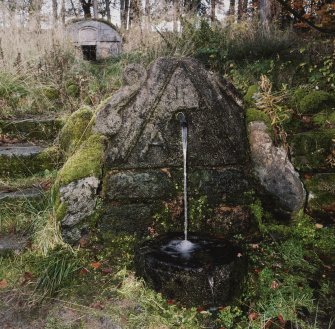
248 121 306 213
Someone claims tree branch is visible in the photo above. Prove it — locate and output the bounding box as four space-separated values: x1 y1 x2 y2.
275 0 335 34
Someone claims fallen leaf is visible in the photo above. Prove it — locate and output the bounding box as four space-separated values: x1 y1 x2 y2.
167 299 175 305
250 243 259 249
101 268 113 275
315 223 323 229
160 168 171 177
39 180 52 191
90 262 101 269
271 280 279 289
248 311 259 321
263 319 275 329
0 279 8 289
79 268 90 275
20 272 33 286
277 314 286 325
90 301 104 310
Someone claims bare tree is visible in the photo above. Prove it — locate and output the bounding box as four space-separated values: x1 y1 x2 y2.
52 0 58 25
80 0 92 18
93 0 98 18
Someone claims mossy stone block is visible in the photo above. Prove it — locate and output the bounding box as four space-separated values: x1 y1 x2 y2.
0 118 63 141
289 129 335 171
299 91 335 115
56 134 107 187
304 173 335 220
0 146 62 178
244 85 259 107
59 107 94 155
312 111 335 127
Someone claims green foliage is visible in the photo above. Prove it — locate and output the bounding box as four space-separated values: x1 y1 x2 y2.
298 90 335 114
35 247 81 298
217 306 243 329
244 85 259 107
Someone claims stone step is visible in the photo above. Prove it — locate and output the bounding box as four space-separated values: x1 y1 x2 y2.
0 117 63 142
0 186 44 203
0 143 61 178
0 234 28 256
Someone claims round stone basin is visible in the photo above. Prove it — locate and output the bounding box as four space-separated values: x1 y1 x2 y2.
134 232 247 307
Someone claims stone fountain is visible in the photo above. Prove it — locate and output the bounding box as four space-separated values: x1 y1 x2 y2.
54 56 306 306
134 111 247 307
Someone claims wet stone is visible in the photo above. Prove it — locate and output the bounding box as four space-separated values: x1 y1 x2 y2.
135 233 247 307
0 187 43 202
0 235 28 256
99 203 162 236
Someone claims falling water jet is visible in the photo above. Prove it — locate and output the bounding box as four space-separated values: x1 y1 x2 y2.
134 111 248 307
176 112 189 242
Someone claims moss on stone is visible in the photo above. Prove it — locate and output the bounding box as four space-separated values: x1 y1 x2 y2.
299 91 335 115
59 107 94 155
304 173 335 217
246 108 272 128
0 118 63 141
244 85 259 107
56 134 107 187
0 146 62 178
289 129 335 171
66 84 80 97
312 111 335 127
41 86 60 100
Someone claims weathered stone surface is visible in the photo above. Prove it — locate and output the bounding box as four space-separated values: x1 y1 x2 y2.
0 235 28 256
0 187 43 202
0 144 61 177
135 233 247 307
105 170 175 200
289 129 335 172
91 58 251 239
100 203 162 236
60 177 99 228
95 57 248 169
248 121 306 212
67 19 122 59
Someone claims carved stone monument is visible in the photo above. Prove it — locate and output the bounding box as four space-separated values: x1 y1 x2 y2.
55 57 306 244
94 58 251 239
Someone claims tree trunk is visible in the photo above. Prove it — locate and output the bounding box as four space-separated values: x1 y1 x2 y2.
173 0 180 31
80 0 92 18
120 0 128 29
237 0 243 20
52 0 58 25
61 0 66 24
144 0 150 30
130 0 141 27
229 0 235 16
211 0 216 22
260 0 271 30
93 0 98 18
106 0 111 22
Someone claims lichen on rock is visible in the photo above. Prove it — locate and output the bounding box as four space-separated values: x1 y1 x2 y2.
53 133 107 244
248 121 306 213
